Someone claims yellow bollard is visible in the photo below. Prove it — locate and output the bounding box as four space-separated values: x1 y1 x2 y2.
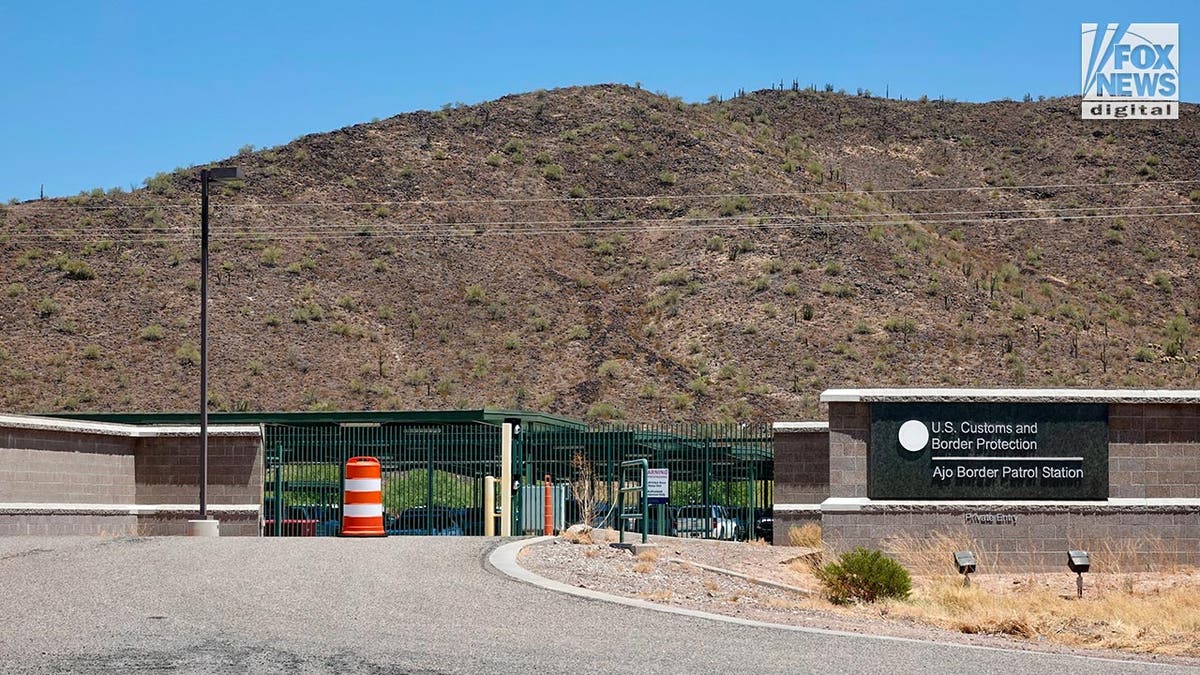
484 475 496 537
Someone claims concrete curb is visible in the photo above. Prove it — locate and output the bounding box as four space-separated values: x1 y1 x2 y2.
488 537 1193 669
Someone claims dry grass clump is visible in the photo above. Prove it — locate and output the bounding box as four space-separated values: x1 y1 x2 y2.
635 548 661 562
885 530 989 576
871 531 1200 656
893 573 1200 656
631 547 660 573
787 522 822 549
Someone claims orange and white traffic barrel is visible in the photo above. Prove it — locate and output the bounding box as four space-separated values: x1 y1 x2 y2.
341 456 386 537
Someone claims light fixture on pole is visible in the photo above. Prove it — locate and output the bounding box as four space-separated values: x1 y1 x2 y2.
953 550 977 587
190 166 242 537
1067 550 1090 598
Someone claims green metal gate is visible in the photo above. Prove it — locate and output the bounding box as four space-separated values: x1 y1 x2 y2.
518 422 773 540
263 418 773 540
264 422 501 536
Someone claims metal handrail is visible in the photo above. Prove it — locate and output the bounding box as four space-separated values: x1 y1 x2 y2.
618 458 649 544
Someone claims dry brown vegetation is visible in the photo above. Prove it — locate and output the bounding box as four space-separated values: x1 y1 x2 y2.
817 531 1200 656
1 85 1198 420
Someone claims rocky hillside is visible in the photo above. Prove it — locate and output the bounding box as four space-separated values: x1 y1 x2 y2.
1 85 1197 421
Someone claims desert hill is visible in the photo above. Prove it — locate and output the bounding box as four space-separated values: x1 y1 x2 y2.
1 84 1197 421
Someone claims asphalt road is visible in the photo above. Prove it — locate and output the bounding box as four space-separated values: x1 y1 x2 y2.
0 536 1188 674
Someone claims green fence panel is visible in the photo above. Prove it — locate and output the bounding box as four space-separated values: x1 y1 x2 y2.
263 422 501 536
263 420 772 540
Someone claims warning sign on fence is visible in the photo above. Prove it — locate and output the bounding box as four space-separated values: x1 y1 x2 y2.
646 468 669 504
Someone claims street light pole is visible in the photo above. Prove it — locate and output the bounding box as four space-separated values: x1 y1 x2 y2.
194 166 242 533
200 169 211 520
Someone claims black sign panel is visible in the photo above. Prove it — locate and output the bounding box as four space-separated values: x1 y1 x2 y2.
869 402 1108 500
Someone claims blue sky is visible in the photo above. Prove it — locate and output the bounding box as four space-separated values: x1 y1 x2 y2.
1 1 1193 201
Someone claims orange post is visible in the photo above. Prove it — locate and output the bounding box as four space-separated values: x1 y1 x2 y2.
341 456 386 537
543 474 553 536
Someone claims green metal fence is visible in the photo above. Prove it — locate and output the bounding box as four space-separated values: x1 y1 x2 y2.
264 420 773 539
264 422 501 536
518 423 773 540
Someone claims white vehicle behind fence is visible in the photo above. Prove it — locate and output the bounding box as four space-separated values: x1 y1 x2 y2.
673 504 738 540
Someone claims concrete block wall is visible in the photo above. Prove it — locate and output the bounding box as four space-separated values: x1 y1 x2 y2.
0 513 138 536
135 435 262 505
0 415 262 536
0 429 136 503
822 506 1200 570
772 423 830 504
1109 403 1200 498
827 403 868 498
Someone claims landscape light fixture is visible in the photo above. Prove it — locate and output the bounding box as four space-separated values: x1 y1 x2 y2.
1067 550 1090 598
953 550 977 587
197 166 243 524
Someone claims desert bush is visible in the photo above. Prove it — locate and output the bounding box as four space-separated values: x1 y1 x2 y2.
260 246 283 267
139 324 165 341
34 297 60 317
587 401 623 420
464 285 487 305
175 342 201 366
50 255 96 280
292 302 324 323
817 547 912 604
597 359 623 378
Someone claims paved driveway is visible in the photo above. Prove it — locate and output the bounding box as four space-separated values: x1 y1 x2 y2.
0 537 1185 673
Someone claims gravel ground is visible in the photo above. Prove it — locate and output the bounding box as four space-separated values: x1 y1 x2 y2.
519 531 1200 667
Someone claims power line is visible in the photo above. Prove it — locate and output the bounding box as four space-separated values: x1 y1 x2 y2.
7 203 1195 238
5 209 1198 244
6 178 1199 212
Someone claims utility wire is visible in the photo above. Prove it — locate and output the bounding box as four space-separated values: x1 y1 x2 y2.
7 203 1195 239
6 210 1198 243
6 178 1199 212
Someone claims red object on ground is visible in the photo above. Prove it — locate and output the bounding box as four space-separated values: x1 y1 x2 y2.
341 456 386 537
262 519 317 537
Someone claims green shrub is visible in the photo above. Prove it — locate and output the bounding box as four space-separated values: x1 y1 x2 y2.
597 359 623 378
140 324 165 341
260 246 283 267
292 302 324 323
175 342 201 366
464 285 487 305
1133 346 1156 363
586 401 623 420
1153 272 1173 293
36 297 61 317
816 547 911 604
541 163 564 180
